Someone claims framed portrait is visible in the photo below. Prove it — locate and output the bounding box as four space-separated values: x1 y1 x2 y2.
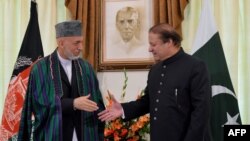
98 0 154 71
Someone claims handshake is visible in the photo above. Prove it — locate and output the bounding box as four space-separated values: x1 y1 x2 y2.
98 91 123 121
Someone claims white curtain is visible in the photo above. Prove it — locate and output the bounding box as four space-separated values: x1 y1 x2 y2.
0 0 66 121
182 0 250 124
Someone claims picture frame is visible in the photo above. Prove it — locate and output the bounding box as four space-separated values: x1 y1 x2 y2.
98 0 154 71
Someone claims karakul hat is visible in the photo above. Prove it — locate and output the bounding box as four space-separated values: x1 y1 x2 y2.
55 20 82 38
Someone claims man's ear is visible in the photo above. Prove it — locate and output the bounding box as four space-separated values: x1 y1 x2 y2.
163 39 172 48
167 39 174 46
163 42 168 48
57 38 64 47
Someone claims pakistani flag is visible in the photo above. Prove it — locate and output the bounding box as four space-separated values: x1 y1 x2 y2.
0 1 43 141
191 0 241 141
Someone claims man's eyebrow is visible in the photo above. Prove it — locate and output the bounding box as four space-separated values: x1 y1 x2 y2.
74 41 82 43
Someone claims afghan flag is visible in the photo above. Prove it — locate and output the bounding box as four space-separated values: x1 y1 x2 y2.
0 1 44 140
191 0 241 141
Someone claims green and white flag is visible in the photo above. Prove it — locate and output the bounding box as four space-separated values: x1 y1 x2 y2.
192 0 241 141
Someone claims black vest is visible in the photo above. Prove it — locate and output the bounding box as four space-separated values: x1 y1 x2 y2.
60 62 83 141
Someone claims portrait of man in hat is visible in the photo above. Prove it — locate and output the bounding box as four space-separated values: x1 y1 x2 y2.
18 20 105 141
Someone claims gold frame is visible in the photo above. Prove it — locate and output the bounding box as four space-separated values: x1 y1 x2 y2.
98 0 154 71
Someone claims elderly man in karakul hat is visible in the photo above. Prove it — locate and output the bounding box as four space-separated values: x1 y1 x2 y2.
18 20 105 141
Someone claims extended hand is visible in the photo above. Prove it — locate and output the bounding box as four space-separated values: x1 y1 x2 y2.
73 94 98 112
98 91 123 122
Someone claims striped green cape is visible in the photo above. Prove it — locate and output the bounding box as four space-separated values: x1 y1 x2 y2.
18 49 104 141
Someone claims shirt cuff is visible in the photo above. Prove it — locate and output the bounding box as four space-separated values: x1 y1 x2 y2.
121 108 125 119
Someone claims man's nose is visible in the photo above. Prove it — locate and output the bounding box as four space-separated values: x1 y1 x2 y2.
148 46 153 52
78 44 83 50
124 21 130 28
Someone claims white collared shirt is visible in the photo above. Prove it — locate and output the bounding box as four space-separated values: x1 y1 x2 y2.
57 51 72 84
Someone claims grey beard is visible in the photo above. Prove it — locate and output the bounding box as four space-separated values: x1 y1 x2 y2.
68 55 80 60
64 47 80 60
